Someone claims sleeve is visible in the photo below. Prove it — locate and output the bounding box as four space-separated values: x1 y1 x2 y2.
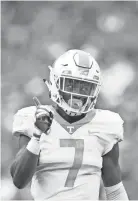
12 106 36 138
101 121 124 156
88 110 124 155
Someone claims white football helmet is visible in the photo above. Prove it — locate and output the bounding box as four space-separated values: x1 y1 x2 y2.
45 49 101 116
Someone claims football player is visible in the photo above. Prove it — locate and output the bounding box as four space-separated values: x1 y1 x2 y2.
10 49 129 200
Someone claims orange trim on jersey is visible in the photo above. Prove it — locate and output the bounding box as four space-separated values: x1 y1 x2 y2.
51 107 96 134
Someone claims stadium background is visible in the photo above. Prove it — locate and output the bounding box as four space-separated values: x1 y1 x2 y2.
1 1 138 200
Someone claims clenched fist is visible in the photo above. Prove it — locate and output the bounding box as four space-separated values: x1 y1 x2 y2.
33 97 53 137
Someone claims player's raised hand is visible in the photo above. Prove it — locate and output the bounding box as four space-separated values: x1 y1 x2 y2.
33 97 53 135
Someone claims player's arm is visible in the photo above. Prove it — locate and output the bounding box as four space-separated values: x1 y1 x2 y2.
10 97 53 189
10 133 40 189
102 143 129 200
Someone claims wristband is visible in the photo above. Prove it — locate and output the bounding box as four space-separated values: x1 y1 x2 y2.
26 137 40 155
105 182 129 200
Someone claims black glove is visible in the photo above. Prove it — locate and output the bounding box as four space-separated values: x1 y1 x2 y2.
33 97 53 136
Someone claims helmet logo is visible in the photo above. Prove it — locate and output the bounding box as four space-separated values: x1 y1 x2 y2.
62 63 68 66
62 70 72 75
93 75 99 80
79 69 89 76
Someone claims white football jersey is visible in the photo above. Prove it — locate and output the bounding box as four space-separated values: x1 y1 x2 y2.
12 105 124 200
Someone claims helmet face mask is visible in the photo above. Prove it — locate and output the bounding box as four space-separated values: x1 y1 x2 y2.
59 77 98 96
45 49 101 116
59 91 88 111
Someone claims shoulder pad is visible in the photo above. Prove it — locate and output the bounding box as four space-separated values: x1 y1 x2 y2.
88 109 124 153
95 109 123 124
89 110 124 155
12 106 36 138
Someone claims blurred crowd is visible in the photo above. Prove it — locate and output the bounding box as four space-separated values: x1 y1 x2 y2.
1 1 138 200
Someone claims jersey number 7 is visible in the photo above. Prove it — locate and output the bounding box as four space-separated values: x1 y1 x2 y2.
60 139 84 187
